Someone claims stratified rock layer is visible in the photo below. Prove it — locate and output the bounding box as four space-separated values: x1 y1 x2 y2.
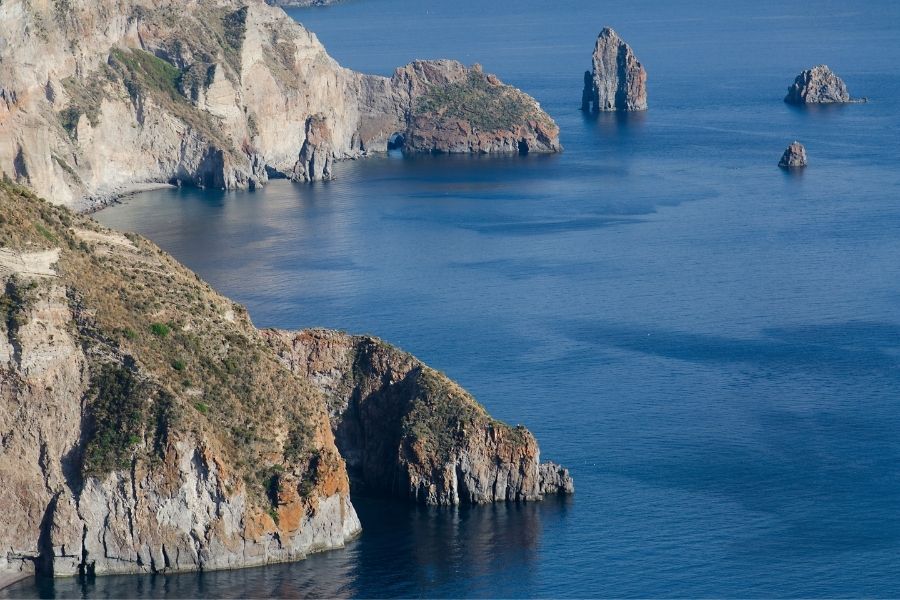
264 329 575 505
582 27 647 112
784 65 862 104
779 141 808 168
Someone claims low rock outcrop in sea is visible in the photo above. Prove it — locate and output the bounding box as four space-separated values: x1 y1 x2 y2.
581 27 648 112
784 65 865 104
779 141 808 168
0 183 573 584
391 61 561 155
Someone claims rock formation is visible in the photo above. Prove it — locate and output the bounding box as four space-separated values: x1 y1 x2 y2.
263 329 574 505
292 115 334 182
0 182 360 584
392 61 561 155
784 65 865 104
0 0 560 210
779 141 808 168
0 183 572 584
582 28 647 112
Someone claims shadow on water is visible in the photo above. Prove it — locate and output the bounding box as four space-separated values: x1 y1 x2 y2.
4 496 572 599
784 101 856 118
582 109 648 136
779 164 806 180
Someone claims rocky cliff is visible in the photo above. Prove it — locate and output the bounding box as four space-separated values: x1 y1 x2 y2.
784 65 864 105
0 0 560 210
582 27 647 112
0 181 360 584
263 329 573 505
0 184 572 584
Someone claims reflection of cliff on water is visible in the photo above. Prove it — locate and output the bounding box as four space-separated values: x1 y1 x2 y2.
9 496 571 599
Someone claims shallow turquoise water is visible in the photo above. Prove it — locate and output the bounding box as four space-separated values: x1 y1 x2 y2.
8 0 900 597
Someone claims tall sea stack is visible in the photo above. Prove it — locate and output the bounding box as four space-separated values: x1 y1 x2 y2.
582 27 648 112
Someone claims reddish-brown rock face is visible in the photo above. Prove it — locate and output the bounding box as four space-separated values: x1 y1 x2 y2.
389 60 562 156
264 329 574 506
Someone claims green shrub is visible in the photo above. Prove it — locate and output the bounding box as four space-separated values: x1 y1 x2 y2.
35 223 57 243
415 70 544 132
151 391 175 459
82 363 148 476
109 48 181 103
171 358 186 371
58 107 82 138
1 276 34 342
150 322 171 337
194 402 209 414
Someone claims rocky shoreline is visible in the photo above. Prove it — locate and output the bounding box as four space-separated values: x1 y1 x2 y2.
0 0 560 210
0 183 572 586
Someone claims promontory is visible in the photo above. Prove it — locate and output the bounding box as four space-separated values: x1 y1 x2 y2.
0 181 573 586
0 0 560 210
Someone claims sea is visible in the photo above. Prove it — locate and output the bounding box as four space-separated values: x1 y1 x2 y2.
6 0 900 597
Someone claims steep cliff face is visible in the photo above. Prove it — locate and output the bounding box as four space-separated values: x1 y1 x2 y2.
784 65 864 105
582 27 647 112
0 0 560 210
263 329 574 506
0 183 359 583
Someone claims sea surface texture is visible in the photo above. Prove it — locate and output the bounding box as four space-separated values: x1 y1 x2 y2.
7 0 900 597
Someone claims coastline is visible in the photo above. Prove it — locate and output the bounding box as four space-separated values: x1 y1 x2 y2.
0 571 32 592
76 181 177 215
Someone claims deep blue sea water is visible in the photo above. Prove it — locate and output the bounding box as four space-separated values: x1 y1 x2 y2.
7 0 900 597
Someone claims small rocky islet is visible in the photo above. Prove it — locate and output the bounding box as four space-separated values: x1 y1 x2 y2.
581 27 648 112
779 141 808 169
784 64 866 105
